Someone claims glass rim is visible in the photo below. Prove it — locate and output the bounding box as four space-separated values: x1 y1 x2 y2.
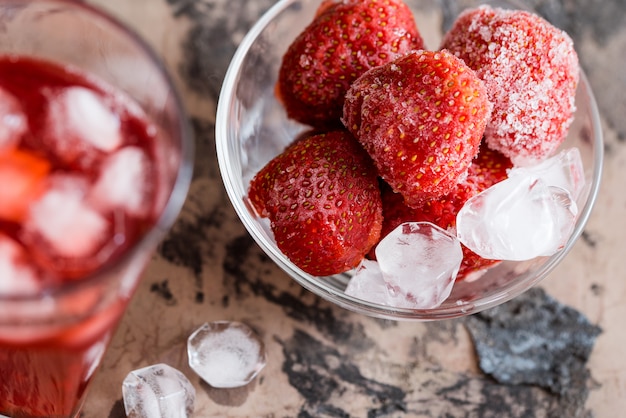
0 0 194 303
216 0 604 321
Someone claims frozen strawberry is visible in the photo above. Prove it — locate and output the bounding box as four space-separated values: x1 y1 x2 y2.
343 49 492 208
441 6 579 165
464 141 513 191
248 130 383 277
0 148 50 222
457 243 499 280
277 0 424 129
373 143 512 280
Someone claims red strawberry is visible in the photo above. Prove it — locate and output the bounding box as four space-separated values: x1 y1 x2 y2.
248 128 323 218
0 148 50 222
248 130 383 276
343 49 492 208
441 6 579 165
464 141 513 191
277 0 424 130
373 143 513 280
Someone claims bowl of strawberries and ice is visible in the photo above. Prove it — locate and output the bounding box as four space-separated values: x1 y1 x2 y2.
216 0 603 320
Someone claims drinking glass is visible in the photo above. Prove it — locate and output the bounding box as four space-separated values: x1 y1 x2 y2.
0 1 193 417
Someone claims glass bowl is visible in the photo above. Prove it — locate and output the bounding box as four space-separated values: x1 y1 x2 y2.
216 0 603 321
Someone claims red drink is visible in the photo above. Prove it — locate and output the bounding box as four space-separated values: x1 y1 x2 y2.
0 56 167 417
0 300 126 417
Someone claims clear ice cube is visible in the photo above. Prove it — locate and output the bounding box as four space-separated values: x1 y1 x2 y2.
0 234 40 295
50 86 122 152
345 260 392 305
89 146 152 217
0 87 27 151
187 321 267 388
456 174 577 261
25 175 109 258
508 147 585 201
374 222 462 309
122 363 195 418
345 259 427 309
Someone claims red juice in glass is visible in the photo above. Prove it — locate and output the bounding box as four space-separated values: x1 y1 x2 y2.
0 56 163 417
0 2 192 417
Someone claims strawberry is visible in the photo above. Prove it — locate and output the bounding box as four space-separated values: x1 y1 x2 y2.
463 141 513 191
343 49 492 208
373 143 513 280
276 0 424 130
0 148 50 222
248 130 383 276
441 6 579 165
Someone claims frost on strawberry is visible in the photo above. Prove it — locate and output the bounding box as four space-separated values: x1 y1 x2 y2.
277 0 424 130
343 49 492 208
441 5 579 165
248 130 382 277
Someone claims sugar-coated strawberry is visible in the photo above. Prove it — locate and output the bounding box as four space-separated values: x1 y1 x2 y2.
248 129 323 218
441 6 579 165
248 130 383 276
343 49 492 208
373 143 512 280
457 242 499 280
464 141 513 191
277 0 424 130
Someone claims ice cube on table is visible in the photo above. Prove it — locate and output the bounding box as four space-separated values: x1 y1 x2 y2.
374 222 462 309
122 363 195 418
456 174 577 261
187 321 267 388
0 87 27 151
25 175 109 258
89 146 153 217
508 147 585 201
0 234 40 295
43 86 122 166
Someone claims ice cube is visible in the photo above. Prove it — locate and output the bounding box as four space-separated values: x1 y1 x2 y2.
122 363 195 418
345 260 396 305
456 175 577 261
187 321 267 388
25 175 109 258
345 260 426 309
508 148 585 201
52 86 122 152
374 222 462 309
89 146 153 217
41 86 122 169
0 234 40 295
0 87 27 151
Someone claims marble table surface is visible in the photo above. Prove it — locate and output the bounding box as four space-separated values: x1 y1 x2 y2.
82 0 626 416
